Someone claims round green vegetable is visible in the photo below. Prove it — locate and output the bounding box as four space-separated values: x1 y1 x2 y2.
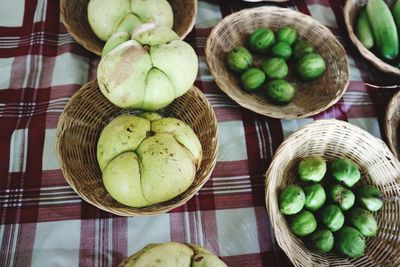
327 184 355 211
292 40 315 60
265 80 295 104
332 158 361 187
303 184 326 211
289 210 317 237
226 47 253 73
334 226 366 258
262 58 288 79
240 68 266 92
271 42 292 60
296 53 326 81
248 27 275 54
279 185 305 215
307 228 334 253
347 207 378 237
319 204 345 232
356 185 383 212
298 156 327 182
277 26 298 45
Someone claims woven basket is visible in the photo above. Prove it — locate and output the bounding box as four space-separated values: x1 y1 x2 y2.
60 0 197 56
344 0 400 76
265 119 400 267
385 90 400 158
56 81 218 216
205 7 349 119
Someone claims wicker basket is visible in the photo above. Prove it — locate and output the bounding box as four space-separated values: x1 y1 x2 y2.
344 0 400 76
205 7 349 119
385 90 400 158
56 81 218 216
60 0 197 56
265 119 400 267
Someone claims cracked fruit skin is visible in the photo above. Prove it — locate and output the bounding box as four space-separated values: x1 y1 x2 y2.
97 113 202 207
347 207 378 237
279 185 305 215
307 228 334 253
227 47 253 73
248 28 275 54
298 156 326 182
332 158 361 187
289 210 317 237
97 24 198 111
334 226 366 258
88 0 173 42
327 183 355 211
303 183 326 212
356 185 383 212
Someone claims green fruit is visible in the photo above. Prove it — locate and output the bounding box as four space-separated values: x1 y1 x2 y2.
356 185 383 212
248 27 275 54
277 26 298 45
327 184 355 211
271 42 292 60
319 204 345 232
289 210 317 237
240 68 266 92
292 40 315 60
298 156 327 182
307 228 334 253
266 80 295 104
332 158 361 187
296 53 326 81
334 226 366 258
347 207 378 237
303 184 326 211
279 185 305 215
226 47 253 73
262 58 288 79
355 7 374 50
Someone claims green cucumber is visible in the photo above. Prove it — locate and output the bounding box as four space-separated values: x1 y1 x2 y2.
393 0 400 33
367 0 399 60
356 7 374 50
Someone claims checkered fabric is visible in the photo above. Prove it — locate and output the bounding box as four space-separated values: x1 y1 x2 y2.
0 0 398 266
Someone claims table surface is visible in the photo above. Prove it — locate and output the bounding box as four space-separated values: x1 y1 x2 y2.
0 0 399 266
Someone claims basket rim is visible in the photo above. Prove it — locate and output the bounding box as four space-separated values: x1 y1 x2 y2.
384 90 400 158
60 0 198 56
55 80 219 216
343 0 400 77
205 6 350 119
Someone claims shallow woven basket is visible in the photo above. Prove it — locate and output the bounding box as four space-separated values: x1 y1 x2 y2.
265 119 400 266
344 0 400 76
56 81 218 216
205 7 349 119
385 90 400 158
60 0 197 55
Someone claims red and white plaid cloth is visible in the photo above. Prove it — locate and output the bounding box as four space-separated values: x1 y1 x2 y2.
0 0 398 266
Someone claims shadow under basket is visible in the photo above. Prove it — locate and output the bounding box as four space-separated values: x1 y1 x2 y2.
265 119 400 266
60 0 198 55
56 80 218 216
385 90 400 158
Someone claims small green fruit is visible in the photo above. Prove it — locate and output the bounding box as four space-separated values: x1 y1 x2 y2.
347 207 378 237
279 185 305 215
265 80 295 104
319 204 345 232
307 228 334 253
240 68 266 92
289 210 317 237
298 156 327 182
277 26 298 45
262 58 288 79
271 42 293 60
332 158 361 187
356 185 383 212
303 184 326 211
296 53 326 81
334 226 366 258
327 183 355 211
248 27 275 54
226 47 253 73
292 40 315 60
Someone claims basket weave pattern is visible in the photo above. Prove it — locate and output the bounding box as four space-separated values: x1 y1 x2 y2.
205 7 349 119
385 90 400 158
344 0 400 76
56 81 218 216
265 119 400 266
60 0 197 55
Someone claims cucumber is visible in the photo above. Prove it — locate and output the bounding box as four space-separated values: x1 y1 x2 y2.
356 7 374 50
393 0 400 32
367 0 399 60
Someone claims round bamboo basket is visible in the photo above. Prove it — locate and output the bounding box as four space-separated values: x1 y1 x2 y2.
344 0 400 76
385 90 400 158
265 119 400 266
205 7 349 119
56 81 218 216
60 0 197 56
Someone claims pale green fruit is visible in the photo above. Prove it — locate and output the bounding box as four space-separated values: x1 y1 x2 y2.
115 13 142 34
102 32 130 56
131 0 173 29
188 244 227 267
97 24 198 111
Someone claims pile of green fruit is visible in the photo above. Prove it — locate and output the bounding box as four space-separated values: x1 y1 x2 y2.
355 0 400 65
279 156 383 258
226 26 326 105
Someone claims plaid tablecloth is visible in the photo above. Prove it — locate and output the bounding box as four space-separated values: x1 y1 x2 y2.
0 0 399 266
